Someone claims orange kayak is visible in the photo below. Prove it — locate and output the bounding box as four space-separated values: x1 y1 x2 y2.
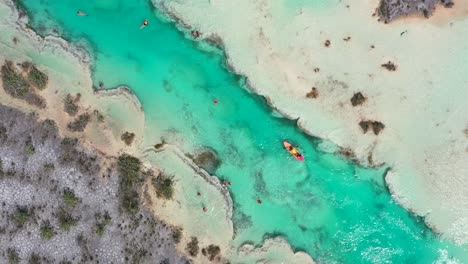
283 141 304 162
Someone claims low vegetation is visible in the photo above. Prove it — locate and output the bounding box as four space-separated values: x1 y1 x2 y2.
40 221 55 240
63 188 80 208
24 138 35 156
118 154 142 215
95 212 112 237
27 64 48 90
13 207 32 227
201 244 221 261
1 61 30 98
57 208 78 231
121 131 135 146
67 113 90 132
152 174 174 200
63 93 80 116
7 248 20 264
1 61 45 107
185 237 199 257
172 226 182 244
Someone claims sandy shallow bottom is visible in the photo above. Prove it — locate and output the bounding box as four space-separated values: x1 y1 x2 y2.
156 0 468 244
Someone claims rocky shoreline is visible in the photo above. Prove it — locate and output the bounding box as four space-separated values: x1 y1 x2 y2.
376 0 455 23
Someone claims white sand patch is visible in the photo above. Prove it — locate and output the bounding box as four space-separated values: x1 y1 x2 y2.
155 0 468 244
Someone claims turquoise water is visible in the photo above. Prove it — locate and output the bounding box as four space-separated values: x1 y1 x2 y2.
18 0 468 263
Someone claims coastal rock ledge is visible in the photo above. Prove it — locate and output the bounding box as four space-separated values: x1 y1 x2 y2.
376 0 454 23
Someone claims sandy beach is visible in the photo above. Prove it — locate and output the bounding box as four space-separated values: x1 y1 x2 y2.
155 0 468 245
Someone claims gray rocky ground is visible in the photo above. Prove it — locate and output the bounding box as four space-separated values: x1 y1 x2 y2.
377 0 454 23
0 104 188 264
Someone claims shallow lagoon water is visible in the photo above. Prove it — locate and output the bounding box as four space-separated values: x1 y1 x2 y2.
19 0 468 262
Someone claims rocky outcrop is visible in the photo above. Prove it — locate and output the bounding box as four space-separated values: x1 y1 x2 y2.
359 120 386 135
350 92 366 106
376 0 454 23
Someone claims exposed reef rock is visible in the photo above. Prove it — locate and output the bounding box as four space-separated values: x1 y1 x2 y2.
306 87 319 99
359 120 386 135
350 92 366 106
376 0 454 23
381 61 397 71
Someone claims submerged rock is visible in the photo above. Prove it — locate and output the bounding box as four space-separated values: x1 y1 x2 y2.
376 0 454 23
350 92 366 106
191 148 221 174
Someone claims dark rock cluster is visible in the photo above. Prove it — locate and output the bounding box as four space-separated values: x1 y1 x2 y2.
376 0 454 23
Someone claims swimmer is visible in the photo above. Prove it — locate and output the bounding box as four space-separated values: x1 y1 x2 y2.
257 198 262 204
214 100 219 105
140 19 149 29
197 192 201 197
99 82 105 89
77 11 88 17
203 207 207 212
191 30 202 39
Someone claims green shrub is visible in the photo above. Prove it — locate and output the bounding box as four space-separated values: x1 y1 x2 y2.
203 244 221 261
28 65 48 90
186 237 199 257
24 140 35 156
57 209 77 231
63 94 80 116
63 189 80 208
152 174 174 200
172 226 182 244
95 212 111 237
67 113 90 132
40 221 55 240
1 61 30 98
118 154 142 215
14 207 31 226
7 248 20 264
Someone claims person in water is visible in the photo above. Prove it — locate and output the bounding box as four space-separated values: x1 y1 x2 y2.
77 11 88 16
140 19 149 29
99 82 104 89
